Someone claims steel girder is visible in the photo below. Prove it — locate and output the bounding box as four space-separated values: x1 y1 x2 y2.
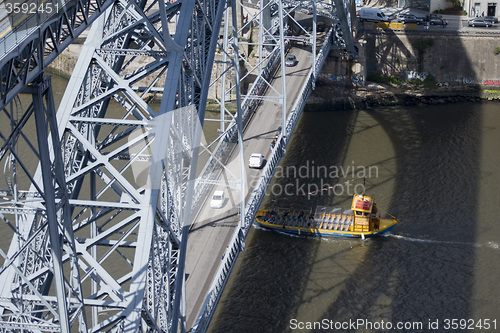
0 75 86 332
0 0 116 111
0 0 231 331
281 0 355 54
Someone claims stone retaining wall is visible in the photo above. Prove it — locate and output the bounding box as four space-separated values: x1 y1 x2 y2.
364 30 500 85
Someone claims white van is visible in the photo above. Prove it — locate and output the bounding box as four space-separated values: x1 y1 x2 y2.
359 8 390 22
248 153 265 168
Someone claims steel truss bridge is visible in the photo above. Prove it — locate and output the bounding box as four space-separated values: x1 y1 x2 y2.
0 0 354 331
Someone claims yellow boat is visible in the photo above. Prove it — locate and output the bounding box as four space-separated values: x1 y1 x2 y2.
254 194 398 238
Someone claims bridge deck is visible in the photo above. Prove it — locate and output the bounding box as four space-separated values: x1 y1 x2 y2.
185 44 313 329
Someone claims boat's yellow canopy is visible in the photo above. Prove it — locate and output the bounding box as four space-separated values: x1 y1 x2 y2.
351 194 373 213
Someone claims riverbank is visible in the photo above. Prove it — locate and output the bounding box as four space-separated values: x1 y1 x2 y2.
48 45 500 112
306 82 500 111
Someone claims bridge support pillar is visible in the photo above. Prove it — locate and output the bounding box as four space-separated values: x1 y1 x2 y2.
28 75 86 331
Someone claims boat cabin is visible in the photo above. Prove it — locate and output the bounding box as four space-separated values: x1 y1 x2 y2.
351 194 378 232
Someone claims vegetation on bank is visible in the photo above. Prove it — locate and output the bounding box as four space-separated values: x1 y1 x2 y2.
206 101 237 114
308 83 500 111
436 2 466 15
365 36 439 89
46 67 72 80
367 71 438 89
484 89 500 94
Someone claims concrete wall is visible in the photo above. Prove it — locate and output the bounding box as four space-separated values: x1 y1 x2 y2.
430 0 450 14
463 0 499 17
363 30 500 85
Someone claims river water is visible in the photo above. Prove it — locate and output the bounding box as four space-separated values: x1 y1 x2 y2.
208 101 500 332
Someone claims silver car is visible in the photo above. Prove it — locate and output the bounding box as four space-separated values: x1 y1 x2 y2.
429 16 448 25
397 14 422 24
484 16 499 23
468 18 492 27
285 54 297 67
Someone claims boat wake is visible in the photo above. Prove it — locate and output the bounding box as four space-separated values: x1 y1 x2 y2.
385 233 500 250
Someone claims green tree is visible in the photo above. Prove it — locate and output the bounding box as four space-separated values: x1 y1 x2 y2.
446 0 462 8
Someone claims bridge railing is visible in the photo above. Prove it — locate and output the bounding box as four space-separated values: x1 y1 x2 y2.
190 27 334 333
0 0 71 58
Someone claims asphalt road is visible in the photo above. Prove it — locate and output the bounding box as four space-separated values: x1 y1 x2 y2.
184 44 313 329
362 6 500 33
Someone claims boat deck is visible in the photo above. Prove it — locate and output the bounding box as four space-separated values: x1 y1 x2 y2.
254 209 397 238
261 210 356 231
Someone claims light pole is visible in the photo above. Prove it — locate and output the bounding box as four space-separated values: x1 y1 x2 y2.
362 39 368 86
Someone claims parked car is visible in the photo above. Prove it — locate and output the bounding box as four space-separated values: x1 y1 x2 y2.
468 18 492 27
248 153 265 168
397 14 422 24
484 16 499 23
359 7 390 22
285 54 297 67
210 191 226 209
425 13 440 21
425 13 446 25
429 16 447 25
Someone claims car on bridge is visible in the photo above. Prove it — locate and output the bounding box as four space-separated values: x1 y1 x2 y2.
468 18 492 27
210 191 226 209
285 54 297 67
248 153 265 168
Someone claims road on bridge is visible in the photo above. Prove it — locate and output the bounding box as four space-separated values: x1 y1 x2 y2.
185 43 314 329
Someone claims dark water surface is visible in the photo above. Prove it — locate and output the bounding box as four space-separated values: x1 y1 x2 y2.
209 102 500 332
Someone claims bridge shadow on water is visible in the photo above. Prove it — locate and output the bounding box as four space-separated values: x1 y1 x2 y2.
208 21 493 333
210 101 486 332
315 104 482 332
320 24 487 332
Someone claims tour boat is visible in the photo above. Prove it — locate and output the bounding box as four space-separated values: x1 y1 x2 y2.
254 194 398 238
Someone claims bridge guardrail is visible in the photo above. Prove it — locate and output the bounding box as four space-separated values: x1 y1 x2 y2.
0 0 70 59
190 27 334 333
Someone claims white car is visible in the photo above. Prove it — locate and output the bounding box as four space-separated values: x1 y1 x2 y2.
248 153 264 168
210 191 226 209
